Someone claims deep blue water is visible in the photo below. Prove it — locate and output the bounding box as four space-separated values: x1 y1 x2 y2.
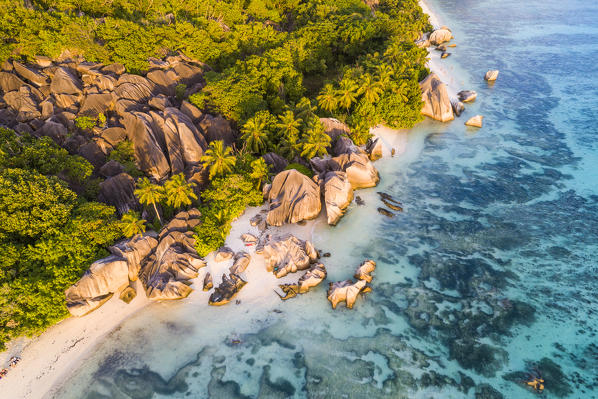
54 0 598 397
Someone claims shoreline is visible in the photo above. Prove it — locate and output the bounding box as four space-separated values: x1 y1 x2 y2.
0 2 455 398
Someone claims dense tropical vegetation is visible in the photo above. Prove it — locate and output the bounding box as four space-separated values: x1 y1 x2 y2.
0 0 432 348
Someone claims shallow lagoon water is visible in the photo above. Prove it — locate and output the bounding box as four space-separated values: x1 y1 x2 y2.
54 0 598 397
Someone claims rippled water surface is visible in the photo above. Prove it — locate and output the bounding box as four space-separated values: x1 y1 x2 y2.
55 0 598 397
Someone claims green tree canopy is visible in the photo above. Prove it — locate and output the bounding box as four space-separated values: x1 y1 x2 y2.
201 141 237 180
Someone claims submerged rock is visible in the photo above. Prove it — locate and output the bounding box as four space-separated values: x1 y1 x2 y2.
327 279 367 309
298 263 327 293
420 73 454 122
377 207 395 218
208 274 247 306
465 115 484 128
265 169 321 226
263 234 318 278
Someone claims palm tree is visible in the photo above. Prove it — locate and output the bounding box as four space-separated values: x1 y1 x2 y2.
376 64 394 86
249 158 270 189
119 211 146 238
317 84 338 113
201 140 237 180
134 177 165 225
276 111 302 159
359 74 383 104
336 78 359 112
301 122 331 159
393 80 409 102
276 110 301 141
241 114 270 153
294 97 317 121
164 173 198 209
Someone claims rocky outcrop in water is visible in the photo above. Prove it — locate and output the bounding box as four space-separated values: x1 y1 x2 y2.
429 28 452 45
263 234 318 278
265 169 322 226
458 90 477 102
465 115 484 128
354 260 376 283
327 279 368 309
420 73 454 122
298 263 327 293
484 70 499 81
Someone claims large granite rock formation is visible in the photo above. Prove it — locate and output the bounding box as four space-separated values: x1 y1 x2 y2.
324 171 353 225
65 209 205 315
420 73 454 122
265 169 322 226
429 28 452 45
65 234 158 316
263 235 318 278
97 173 138 216
139 209 205 300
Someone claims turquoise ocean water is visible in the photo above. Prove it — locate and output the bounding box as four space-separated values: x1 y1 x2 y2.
53 0 598 397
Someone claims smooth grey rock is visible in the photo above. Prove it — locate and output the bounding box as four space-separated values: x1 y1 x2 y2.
208 273 246 306
13 61 48 86
99 159 125 177
262 152 288 174
457 90 477 103
115 74 156 102
298 263 327 293
263 234 318 278
3 87 40 122
365 137 383 161
215 246 234 262
266 169 321 226
484 70 499 81
429 28 452 45
79 92 115 116
320 117 350 143
324 171 353 225
451 99 465 117
0 72 25 92
101 126 127 147
78 141 106 168
97 173 138 216
199 114 235 145
50 67 82 95
148 94 172 110
327 279 367 309
465 115 484 128
122 112 170 181
354 260 376 283
420 73 454 122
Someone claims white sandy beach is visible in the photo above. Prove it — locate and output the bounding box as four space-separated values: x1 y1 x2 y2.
0 2 451 398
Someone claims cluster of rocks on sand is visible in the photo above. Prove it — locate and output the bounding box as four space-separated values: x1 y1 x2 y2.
416 27 499 129
66 210 204 315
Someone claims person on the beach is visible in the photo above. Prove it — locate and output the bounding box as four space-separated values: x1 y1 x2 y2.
0 368 8 378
